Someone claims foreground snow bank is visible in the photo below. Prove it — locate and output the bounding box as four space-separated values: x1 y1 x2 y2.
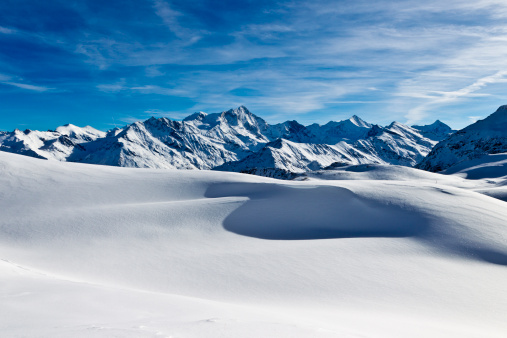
0 151 506 337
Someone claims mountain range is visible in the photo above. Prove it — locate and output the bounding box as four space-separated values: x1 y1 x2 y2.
0 106 457 177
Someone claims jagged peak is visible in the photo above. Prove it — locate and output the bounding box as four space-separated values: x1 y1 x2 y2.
219 106 268 131
223 106 252 117
237 105 250 113
321 115 371 129
348 115 371 128
183 111 208 122
144 116 174 125
412 120 452 129
284 120 305 130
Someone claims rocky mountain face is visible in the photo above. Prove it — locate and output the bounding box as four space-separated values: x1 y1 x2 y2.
0 106 452 176
416 105 507 172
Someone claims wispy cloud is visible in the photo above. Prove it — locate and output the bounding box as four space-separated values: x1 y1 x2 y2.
0 26 15 34
130 85 188 96
1 81 52 92
3 0 507 130
143 109 190 120
152 0 203 44
97 81 189 97
97 79 126 93
404 71 507 124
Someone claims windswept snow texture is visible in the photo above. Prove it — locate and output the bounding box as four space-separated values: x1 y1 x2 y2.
0 106 447 175
1 151 507 337
417 105 507 172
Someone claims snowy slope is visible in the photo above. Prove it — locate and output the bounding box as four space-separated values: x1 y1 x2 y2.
215 138 378 177
1 151 506 337
0 127 95 161
417 105 507 172
440 153 507 202
217 122 437 176
306 115 372 143
72 118 240 169
353 122 437 166
56 124 106 142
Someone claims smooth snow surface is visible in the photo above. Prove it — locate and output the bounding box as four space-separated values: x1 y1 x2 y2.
1 151 506 337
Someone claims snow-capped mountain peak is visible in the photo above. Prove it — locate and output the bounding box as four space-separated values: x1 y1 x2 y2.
306 115 374 144
183 111 208 122
348 115 372 128
412 120 455 141
417 105 507 172
56 123 106 142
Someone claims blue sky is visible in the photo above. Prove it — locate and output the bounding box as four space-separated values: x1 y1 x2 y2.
1 0 507 131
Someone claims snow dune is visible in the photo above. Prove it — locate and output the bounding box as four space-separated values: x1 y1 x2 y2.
1 151 506 337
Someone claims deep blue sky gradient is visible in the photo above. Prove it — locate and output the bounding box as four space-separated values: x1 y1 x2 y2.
1 0 507 131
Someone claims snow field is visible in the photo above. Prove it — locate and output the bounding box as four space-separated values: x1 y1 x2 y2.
0 151 506 337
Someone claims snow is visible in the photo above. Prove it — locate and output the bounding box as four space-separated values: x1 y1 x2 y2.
0 106 452 176
1 151 506 337
215 138 376 175
418 105 507 172
306 115 372 143
412 120 455 141
444 153 507 179
55 124 106 142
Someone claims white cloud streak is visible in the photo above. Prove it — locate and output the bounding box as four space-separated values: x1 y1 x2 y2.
404 71 507 124
152 0 203 44
0 26 15 34
20 0 507 127
2 81 52 92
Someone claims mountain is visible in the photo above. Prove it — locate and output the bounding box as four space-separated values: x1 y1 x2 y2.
353 122 436 166
417 105 507 172
0 125 104 161
217 120 438 176
0 106 451 176
412 120 455 141
306 115 373 143
56 124 106 142
215 138 376 178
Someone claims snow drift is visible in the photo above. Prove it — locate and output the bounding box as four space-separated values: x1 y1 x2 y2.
1 151 506 337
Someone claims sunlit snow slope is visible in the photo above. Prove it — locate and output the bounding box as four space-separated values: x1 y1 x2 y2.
1 151 506 337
